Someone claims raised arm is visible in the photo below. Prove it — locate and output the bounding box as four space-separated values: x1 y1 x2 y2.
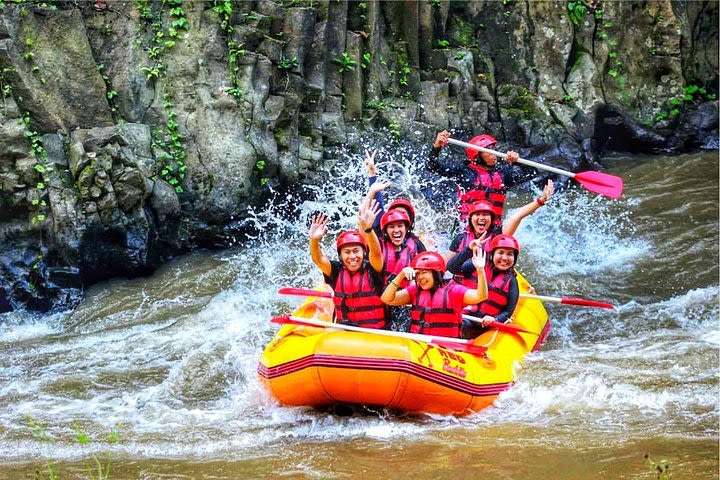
358 199 383 272
502 179 554 236
381 266 413 306
308 213 332 276
462 247 488 304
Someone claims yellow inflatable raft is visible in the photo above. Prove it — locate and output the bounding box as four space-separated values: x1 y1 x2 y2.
258 274 549 416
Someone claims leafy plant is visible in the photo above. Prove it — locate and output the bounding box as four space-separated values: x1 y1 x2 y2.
567 1 589 27
437 39 450 48
361 52 371 69
277 56 298 71
333 52 357 73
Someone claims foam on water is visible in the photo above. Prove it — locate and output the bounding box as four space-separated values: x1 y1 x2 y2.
0 149 717 462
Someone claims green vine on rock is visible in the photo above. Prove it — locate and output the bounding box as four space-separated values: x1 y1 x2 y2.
134 0 190 193
152 92 187 193
213 0 246 100
20 113 50 225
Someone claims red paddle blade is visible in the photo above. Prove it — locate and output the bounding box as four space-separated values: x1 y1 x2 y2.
488 320 537 335
431 338 487 356
574 171 624 199
561 297 615 309
277 287 333 298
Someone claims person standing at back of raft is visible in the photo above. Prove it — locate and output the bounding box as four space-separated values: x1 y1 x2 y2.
308 200 387 329
381 251 487 339
428 130 537 225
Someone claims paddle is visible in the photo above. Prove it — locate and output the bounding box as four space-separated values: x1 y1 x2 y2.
270 315 488 356
447 138 624 199
277 287 333 298
520 294 615 309
278 287 615 310
461 314 537 336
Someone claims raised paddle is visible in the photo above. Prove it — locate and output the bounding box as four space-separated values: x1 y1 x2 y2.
270 315 488 356
278 287 615 310
447 137 624 199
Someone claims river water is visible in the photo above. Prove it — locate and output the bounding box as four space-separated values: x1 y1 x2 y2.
0 149 717 479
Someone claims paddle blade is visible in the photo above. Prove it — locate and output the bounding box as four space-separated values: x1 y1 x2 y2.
574 171 624 199
488 320 537 336
561 297 615 309
430 338 487 356
278 287 333 298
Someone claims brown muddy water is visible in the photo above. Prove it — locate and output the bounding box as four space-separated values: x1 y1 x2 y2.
0 151 717 479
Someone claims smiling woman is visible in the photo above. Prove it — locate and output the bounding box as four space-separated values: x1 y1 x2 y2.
307 200 387 329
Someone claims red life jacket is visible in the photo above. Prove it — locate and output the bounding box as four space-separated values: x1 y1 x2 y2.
452 228 496 288
458 166 506 221
381 237 419 288
409 283 463 338
477 264 515 317
333 264 386 329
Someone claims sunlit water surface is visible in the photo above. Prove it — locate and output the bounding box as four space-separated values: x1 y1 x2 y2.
0 149 717 479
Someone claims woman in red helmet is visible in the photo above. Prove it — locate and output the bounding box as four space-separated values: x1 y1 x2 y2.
447 179 553 286
377 208 426 332
309 200 387 329
381 250 487 338
461 234 521 339
428 130 536 224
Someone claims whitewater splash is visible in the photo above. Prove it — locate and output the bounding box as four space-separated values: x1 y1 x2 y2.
0 149 717 464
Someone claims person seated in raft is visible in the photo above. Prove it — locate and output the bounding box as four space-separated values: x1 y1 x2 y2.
428 130 536 226
380 251 487 339
446 179 554 280
308 200 387 329
460 234 521 339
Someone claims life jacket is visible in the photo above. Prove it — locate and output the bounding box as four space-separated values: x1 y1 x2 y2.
409 283 463 338
451 227 496 288
333 263 386 329
381 237 419 288
457 165 506 222
477 264 516 317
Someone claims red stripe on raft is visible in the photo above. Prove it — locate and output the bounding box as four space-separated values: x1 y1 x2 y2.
257 354 513 397
532 319 552 352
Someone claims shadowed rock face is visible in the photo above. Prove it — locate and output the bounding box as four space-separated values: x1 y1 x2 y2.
0 1 716 312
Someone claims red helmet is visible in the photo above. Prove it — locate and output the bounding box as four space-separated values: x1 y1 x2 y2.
336 230 367 253
467 200 496 224
388 198 415 226
466 134 497 161
380 209 410 231
489 234 520 263
411 251 446 272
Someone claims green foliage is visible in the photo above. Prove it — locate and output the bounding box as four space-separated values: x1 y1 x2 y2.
27 417 120 480
214 0 245 101
436 39 450 48
454 50 467 60
361 52 371 69
152 92 187 193
20 113 49 225
333 52 357 73
364 98 386 111
644 454 671 480
567 1 589 27
388 121 401 138
277 56 298 71
0 67 14 99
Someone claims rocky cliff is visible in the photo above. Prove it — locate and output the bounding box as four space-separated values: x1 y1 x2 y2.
0 0 717 312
